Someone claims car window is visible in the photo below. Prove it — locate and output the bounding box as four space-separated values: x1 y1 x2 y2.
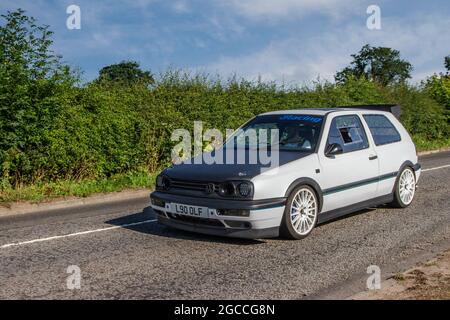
327 115 369 153
363 115 401 146
229 114 324 152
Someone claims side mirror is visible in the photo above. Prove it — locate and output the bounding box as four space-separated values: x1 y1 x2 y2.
325 143 343 157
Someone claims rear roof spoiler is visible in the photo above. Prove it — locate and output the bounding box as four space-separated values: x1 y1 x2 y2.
337 104 401 119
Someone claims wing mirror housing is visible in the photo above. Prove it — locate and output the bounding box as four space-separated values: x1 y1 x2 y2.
325 143 343 157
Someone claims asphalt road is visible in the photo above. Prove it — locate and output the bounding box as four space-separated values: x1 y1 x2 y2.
0 152 449 299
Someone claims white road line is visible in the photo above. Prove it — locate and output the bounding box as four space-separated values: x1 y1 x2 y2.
1 163 450 249
422 164 450 172
1 219 157 249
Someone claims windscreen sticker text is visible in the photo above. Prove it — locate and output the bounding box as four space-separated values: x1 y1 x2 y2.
279 115 322 123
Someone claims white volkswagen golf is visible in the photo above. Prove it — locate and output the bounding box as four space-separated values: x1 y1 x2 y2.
151 105 421 239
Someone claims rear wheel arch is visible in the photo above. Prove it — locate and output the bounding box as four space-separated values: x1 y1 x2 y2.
391 164 416 208
391 160 416 193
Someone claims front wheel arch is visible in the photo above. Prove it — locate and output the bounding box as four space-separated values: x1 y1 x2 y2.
284 177 323 213
280 184 319 239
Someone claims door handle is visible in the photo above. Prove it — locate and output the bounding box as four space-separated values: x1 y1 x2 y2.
369 155 378 160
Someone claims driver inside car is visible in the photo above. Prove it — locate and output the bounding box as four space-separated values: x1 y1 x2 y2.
280 126 312 150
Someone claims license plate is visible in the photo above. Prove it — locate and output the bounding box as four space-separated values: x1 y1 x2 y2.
169 203 209 218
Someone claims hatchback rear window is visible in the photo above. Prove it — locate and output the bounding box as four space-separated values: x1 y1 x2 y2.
363 115 401 146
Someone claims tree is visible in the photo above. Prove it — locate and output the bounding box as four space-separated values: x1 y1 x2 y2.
445 55 450 74
0 9 75 185
97 61 154 86
0 9 71 81
425 55 450 112
335 44 413 86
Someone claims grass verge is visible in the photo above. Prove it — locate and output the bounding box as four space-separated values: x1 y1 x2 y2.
0 170 157 204
413 136 450 152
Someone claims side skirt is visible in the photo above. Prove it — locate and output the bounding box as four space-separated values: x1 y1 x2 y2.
317 194 394 224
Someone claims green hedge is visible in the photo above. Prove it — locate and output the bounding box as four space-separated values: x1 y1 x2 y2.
1 72 449 189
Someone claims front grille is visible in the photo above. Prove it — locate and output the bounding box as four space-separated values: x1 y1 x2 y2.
170 179 219 193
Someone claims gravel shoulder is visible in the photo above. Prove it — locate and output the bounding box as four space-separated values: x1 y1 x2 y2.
351 249 450 300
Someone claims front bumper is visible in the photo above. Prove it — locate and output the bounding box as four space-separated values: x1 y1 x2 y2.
150 191 286 239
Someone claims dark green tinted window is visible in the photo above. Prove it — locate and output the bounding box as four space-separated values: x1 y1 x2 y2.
363 115 401 146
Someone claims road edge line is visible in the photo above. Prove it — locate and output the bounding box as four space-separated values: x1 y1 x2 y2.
0 219 158 249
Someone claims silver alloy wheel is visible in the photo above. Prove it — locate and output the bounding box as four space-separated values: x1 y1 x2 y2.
290 188 317 236
399 168 416 205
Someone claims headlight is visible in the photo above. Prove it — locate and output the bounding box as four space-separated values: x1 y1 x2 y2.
218 181 253 198
219 182 236 197
156 175 164 188
238 182 251 197
156 175 171 190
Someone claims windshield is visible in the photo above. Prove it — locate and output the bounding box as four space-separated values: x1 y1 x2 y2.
227 114 324 152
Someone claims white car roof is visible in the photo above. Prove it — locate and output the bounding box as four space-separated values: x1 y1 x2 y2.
260 108 391 116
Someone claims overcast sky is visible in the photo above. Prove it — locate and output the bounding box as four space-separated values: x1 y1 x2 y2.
1 0 449 84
